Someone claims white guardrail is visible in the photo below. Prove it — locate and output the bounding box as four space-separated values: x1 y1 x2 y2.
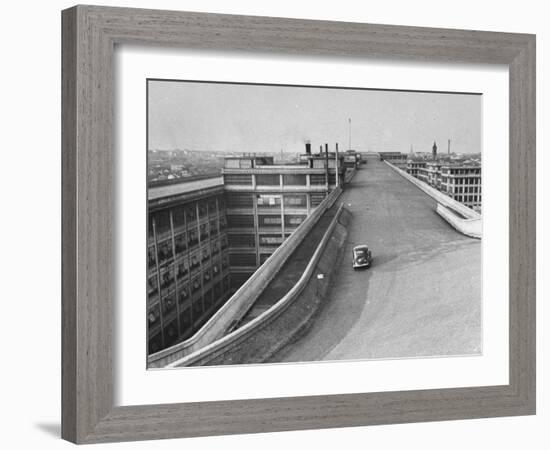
384 161 481 239
148 186 343 368
166 202 346 367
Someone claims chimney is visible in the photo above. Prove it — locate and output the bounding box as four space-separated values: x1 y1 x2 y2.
325 143 330 193
305 141 311 155
448 139 451 155
319 145 323 155
335 143 340 187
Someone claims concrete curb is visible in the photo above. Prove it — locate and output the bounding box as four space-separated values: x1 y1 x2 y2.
436 204 481 239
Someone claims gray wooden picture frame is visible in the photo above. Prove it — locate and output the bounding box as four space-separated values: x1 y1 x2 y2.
61 5 536 444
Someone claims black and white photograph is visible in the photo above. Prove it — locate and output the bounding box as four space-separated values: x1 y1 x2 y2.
146 79 482 368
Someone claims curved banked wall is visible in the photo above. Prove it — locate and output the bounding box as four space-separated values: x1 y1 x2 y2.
167 203 349 367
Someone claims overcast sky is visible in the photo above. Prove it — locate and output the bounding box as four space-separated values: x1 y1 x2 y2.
148 80 481 154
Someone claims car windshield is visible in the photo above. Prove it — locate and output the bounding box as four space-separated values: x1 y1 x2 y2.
354 249 367 257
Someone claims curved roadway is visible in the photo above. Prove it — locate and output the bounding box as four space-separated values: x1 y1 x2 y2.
273 158 481 362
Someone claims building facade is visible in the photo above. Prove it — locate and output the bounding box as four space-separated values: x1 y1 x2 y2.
439 164 482 212
223 153 341 288
406 159 427 177
379 151 407 162
147 179 231 354
408 157 482 212
417 161 443 189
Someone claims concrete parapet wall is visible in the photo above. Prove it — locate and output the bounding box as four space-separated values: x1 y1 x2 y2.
436 204 481 239
167 204 349 367
148 187 343 368
384 161 481 239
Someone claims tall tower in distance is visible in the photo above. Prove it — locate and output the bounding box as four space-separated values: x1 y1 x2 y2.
432 140 438 160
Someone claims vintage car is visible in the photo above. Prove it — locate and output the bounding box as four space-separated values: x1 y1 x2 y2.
352 245 372 269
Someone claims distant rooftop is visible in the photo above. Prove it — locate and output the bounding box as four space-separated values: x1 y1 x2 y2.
148 176 223 201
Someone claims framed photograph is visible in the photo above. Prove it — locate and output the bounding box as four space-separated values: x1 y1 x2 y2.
62 5 536 444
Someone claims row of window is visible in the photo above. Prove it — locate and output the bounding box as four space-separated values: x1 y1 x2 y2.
224 173 311 186
418 169 440 175
148 233 229 270
448 186 481 194
226 193 309 210
148 250 229 300
441 177 481 185
223 173 340 187
148 268 230 329
442 168 481 175
452 194 481 204
148 275 231 354
225 214 306 229
149 196 226 240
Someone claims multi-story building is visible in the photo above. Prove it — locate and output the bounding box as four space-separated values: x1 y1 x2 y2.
418 161 443 189
440 164 482 212
147 143 345 355
408 157 482 212
223 149 342 288
406 159 427 177
147 177 231 354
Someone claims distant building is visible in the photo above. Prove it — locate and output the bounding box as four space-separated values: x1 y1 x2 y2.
418 161 443 189
406 159 427 177
379 151 408 168
440 164 482 212
407 155 482 212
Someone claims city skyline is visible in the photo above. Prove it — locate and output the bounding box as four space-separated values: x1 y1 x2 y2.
148 80 482 155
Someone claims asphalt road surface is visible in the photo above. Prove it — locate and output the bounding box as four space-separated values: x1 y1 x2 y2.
274 158 481 363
